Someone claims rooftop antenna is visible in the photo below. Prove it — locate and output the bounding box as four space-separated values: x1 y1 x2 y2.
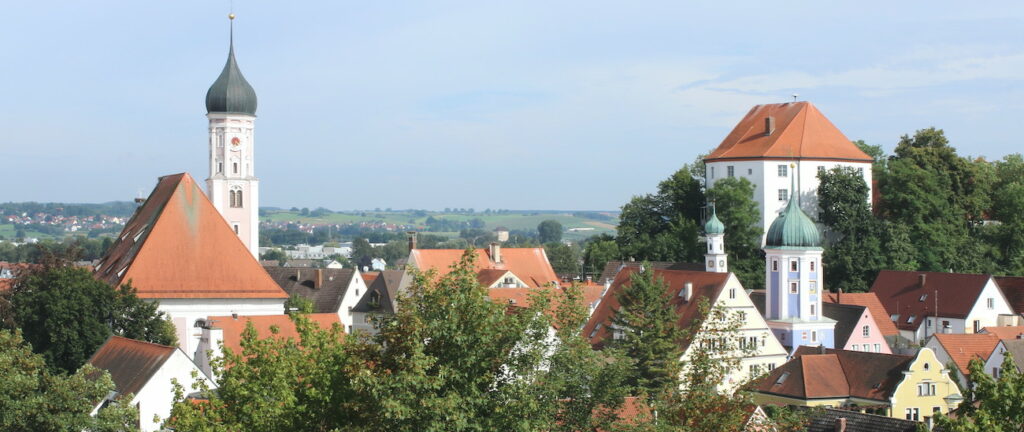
791 93 799 102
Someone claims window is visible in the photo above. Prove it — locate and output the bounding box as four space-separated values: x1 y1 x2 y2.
710 167 715 178
918 383 936 396
923 363 930 371
233 162 239 174
790 282 798 294
790 260 799 272
748 168 753 175
891 314 900 322
772 259 779 272
927 319 932 328
729 288 736 299
907 316 915 324
810 261 816 272
727 166 735 177
738 311 746 321
994 366 1001 379
809 281 817 294
974 320 982 333
874 343 881 352
818 166 826 174
778 165 788 177
919 294 928 302
229 189 243 208
767 363 776 371
811 331 817 342
906 408 919 421
852 344 859 351
778 189 788 201
810 304 816 316
988 298 995 309
863 325 870 337
233 224 239 234
217 162 223 173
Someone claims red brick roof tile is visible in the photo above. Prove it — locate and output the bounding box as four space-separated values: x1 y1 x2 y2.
823 292 899 337
869 271 992 331
208 313 341 356
932 333 999 376
409 248 558 289
87 336 178 396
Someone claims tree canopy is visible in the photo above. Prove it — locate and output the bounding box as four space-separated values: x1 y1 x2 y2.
538 220 564 243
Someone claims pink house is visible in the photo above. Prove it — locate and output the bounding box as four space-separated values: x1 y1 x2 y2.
824 302 891 354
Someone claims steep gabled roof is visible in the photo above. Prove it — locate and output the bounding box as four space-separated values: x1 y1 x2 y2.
995 276 1024 315
823 292 899 337
409 248 558 288
95 173 287 299
264 267 356 313
582 268 730 350
705 102 872 162
869 271 992 331
758 347 914 402
87 336 178 396
994 339 1024 372
823 303 869 349
352 269 403 314
207 313 341 355
932 333 999 376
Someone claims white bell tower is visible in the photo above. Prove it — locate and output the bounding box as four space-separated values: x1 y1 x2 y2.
704 203 728 273
205 14 259 257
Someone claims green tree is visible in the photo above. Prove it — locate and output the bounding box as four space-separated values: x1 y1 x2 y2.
817 166 885 292
610 265 683 395
706 177 764 290
545 242 581 276
935 356 1021 432
0 328 138 431
284 293 314 314
260 248 287 264
538 220 564 243
616 162 706 264
165 249 631 431
350 237 375 269
583 234 620 278
7 263 177 373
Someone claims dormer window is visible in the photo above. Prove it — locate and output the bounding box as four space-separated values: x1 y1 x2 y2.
919 294 928 302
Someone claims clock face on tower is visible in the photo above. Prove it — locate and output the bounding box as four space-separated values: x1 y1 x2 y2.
230 137 241 150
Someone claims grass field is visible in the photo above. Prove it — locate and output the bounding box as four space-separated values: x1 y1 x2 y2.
262 210 619 242
0 224 57 241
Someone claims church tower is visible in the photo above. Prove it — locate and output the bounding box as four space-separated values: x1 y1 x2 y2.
205 14 259 257
763 166 835 353
704 203 727 273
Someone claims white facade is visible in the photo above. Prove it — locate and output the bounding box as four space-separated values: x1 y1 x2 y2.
705 231 727 273
983 340 1022 379
158 298 285 359
206 112 259 257
679 273 789 391
705 159 871 243
907 277 1016 343
92 348 215 432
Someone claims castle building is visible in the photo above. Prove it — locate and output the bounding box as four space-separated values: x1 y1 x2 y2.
205 15 260 257
763 173 836 353
704 102 873 244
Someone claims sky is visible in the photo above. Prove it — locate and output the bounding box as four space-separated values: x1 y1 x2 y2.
2 2 1023 211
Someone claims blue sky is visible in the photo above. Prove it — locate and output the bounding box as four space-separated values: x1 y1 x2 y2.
3 2 1023 210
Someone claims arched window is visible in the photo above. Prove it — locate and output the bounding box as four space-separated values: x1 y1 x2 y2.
229 190 236 207
230 188 243 208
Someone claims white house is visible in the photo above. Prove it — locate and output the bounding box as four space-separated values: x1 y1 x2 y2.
263 266 369 333
871 271 1019 343
704 102 873 244
583 268 789 390
88 336 215 432
924 333 1000 387
95 173 289 357
983 338 1024 379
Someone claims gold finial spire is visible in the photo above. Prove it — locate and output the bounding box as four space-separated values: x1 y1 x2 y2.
229 13 236 20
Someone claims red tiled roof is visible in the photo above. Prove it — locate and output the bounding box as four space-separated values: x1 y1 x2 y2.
409 248 558 289
94 173 287 299
706 102 872 162
980 326 1024 341
757 347 914 401
869 271 992 331
932 333 1000 376
995 276 1024 315
208 313 342 356
87 336 177 396
823 292 899 337
582 268 730 350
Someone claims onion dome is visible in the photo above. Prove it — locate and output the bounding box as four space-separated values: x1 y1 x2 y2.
765 190 821 249
205 20 257 115
705 206 725 235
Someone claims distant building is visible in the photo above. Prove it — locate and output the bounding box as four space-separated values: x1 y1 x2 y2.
371 258 386 271
704 102 873 244
983 338 1024 380
824 291 902 348
493 226 509 242
263 267 367 333
408 243 560 289
924 332 1000 387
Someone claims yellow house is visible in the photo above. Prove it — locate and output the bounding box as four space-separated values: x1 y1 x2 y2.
753 347 962 425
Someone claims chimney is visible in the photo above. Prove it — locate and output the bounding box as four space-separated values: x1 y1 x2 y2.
315 268 323 289
231 312 238 320
407 231 417 250
680 282 693 301
134 197 146 204
296 269 301 281
919 274 927 288
490 242 502 263
837 288 842 304
765 116 776 136
834 417 847 432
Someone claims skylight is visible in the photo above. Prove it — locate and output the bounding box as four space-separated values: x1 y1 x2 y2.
919 294 928 302
907 316 915 324
775 371 790 385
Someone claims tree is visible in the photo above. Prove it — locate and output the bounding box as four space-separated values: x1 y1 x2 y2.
7 262 177 373
935 356 1023 432
284 293 314 314
165 249 632 431
583 234 620 278
260 248 287 264
0 328 137 431
350 237 375 269
545 242 581 276
817 166 885 292
610 265 683 395
538 220 564 243
616 162 705 264
706 177 764 290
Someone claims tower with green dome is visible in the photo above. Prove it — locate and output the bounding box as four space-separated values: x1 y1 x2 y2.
704 203 728 273
763 166 835 353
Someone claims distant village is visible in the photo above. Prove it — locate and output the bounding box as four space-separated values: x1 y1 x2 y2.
5 15 1024 432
